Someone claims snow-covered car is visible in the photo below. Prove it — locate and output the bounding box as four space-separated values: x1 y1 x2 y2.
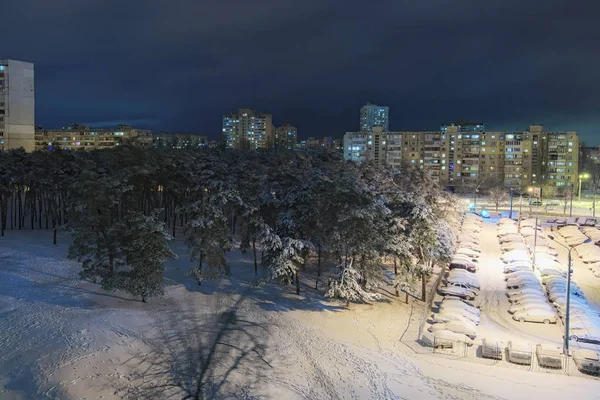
507 287 544 298
508 301 552 315
432 311 480 325
503 262 533 273
570 329 600 345
533 246 558 257
499 234 525 244
572 349 600 375
497 228 519 237
438 285 477 300
539 268 566 277
507 292 547 304
449 260 477 272
457 242 480 252
458 233 479 242
428 321 477 339
447 281 480 295
445 275 480 290
440 303 480 317
502 250 530 263
455 248 480 258
462 225 482 233
506 278 540 289
498 218 516 226
452 254 479 264
432 330 475 347
542 275 565 285
534 257 564 270
501 242 528 252
504 271 536 281
512 308 557 324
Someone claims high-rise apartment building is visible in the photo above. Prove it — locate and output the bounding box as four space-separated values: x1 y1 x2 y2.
273 123 297 150
344 124 579 192
360 102 389 132
441 120 484 133
0 59 35 151
222 109 273 150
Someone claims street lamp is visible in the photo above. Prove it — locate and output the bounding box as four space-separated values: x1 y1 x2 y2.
578 173 590 202
548 234 592 355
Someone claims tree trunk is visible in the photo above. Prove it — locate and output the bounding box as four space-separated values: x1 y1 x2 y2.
405 291 409 304
345 298 350 308
421 274 426 302
18 190 23 230
315 244 321 289
141 295 147 303
394 258 398 275
295 270 300 295
53 227 57 246
252 236 258 276
172 202 177 238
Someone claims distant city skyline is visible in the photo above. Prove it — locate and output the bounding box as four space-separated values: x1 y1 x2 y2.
3 1 599 144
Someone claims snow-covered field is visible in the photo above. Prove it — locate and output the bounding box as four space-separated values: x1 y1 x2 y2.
1 231 600 399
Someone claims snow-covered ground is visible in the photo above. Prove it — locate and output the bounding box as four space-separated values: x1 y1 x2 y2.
1 231 599 399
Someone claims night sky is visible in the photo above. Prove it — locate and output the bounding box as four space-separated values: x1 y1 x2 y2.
4 1 600 143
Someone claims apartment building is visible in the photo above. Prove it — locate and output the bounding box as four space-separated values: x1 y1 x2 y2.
360 102 389 132
300 136 343 152
0 59 35 151
152 133 208 149
34 124 151 151
222 109 273 150
343 124 580 192
273 123 297 150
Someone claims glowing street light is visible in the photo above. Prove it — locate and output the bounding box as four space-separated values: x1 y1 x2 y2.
579 173 590 202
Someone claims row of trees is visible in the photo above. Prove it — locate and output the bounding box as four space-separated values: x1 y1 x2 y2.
0 147 461 304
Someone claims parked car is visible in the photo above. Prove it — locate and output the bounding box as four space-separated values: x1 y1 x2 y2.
507 287 544 298
508 293 547 304
438 285 477 300
445 276 481 290
572 349 600 375
447 282 480 295
499 234 525 244
503 264 533 273
508 301 553 315
449 260 477 272
432 311 480 325
456 247 480 258
458 242 481 252
512 308 557 324
440 303 481 317
428 321 477 340
432 330 475 348
539 268 566 277
452 254 479 265
504 271 536 281
570 329 600 345
506 278 540 289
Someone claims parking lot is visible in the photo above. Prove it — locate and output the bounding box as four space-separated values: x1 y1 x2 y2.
424 213 600 374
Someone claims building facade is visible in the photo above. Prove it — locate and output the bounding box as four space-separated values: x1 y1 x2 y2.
0 59 35 151
273 123 297 150
360 102 389 132
300 136 343 152
152 133 208 149
222 109 273 150
344 124 580 192
34 124 151 151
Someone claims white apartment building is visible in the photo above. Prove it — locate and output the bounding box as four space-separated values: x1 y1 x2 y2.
0 59 35 151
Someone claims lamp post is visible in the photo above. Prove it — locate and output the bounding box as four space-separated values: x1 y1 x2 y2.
578 173 590 202
509 188 514 219
548 234 592 355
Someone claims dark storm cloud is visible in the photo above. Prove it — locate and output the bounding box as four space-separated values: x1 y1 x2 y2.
3 0 600 142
